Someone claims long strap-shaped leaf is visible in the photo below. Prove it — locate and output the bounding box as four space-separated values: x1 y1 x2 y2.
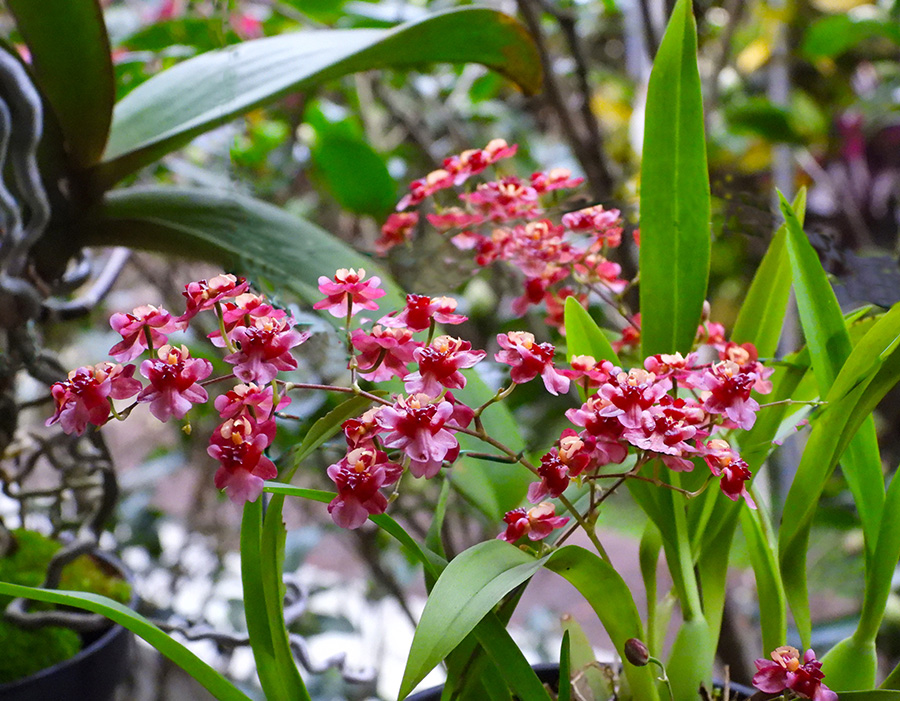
7 0 114 167
0 581 251 701
639 0 710 357
241 499 310 701
90 186 406 311
731 189 805 358
91 8 541 189
779 194 886 645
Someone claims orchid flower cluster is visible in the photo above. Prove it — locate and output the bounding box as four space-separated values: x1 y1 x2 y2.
48 254 774 556
46 274 307 504
379 139 630 332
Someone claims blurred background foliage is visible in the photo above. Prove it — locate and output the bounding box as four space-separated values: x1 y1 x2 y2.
3 0 899 697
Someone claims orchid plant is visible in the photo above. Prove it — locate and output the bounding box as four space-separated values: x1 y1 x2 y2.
5 1 900 701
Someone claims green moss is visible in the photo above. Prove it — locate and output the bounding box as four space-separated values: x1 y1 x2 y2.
0 529 131 684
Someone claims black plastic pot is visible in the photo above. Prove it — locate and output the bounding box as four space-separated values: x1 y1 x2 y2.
0 551 134 701
406 663 758 700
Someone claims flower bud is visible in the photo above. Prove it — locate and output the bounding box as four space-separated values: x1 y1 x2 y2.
624 638 650 666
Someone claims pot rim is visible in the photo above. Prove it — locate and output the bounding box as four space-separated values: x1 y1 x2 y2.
0 548 135 692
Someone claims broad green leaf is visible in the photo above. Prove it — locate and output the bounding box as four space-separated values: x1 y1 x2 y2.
7 0 114 167
89 186 405 312
740 505 786 653
564 296 620 366
93 8 541 189
732 189 805 358
545 546 658 700
829 303 900 404
846 693 900 700
803 14 900 59
639 0 710 357
0 581 250 701
398 540 544 698
310 130 395 216
241 499 310 701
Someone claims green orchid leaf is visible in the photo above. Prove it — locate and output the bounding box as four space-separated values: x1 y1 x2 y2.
282 394 381 483
639 0 710 357
564 296 620 366
780 192 850 394
545 546 659 700
93 8 541 189
803 14 900 59
448 377 530 521
639 523 663 652
740 505 786 653
262 483 446 581
7 0 114 167
470 613 554 701
310 129 395 217
398 540 545 699
732 189 805 359
241 499 310 701
850 468 900 652
0 581 251 701
780 193 885 642
558 631 572 701
425 477 451 563
666 619 714 701
89 186 405 312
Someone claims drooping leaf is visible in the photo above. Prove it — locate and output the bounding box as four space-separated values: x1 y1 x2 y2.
732 189 805 358
92 8 541 189
89 186 405 312
0 582 251 701
7 0 115 167
639 0 710 357
398 540 545 699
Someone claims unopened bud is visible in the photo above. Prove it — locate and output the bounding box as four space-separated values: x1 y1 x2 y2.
624 638 650 666
701 300 711 323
